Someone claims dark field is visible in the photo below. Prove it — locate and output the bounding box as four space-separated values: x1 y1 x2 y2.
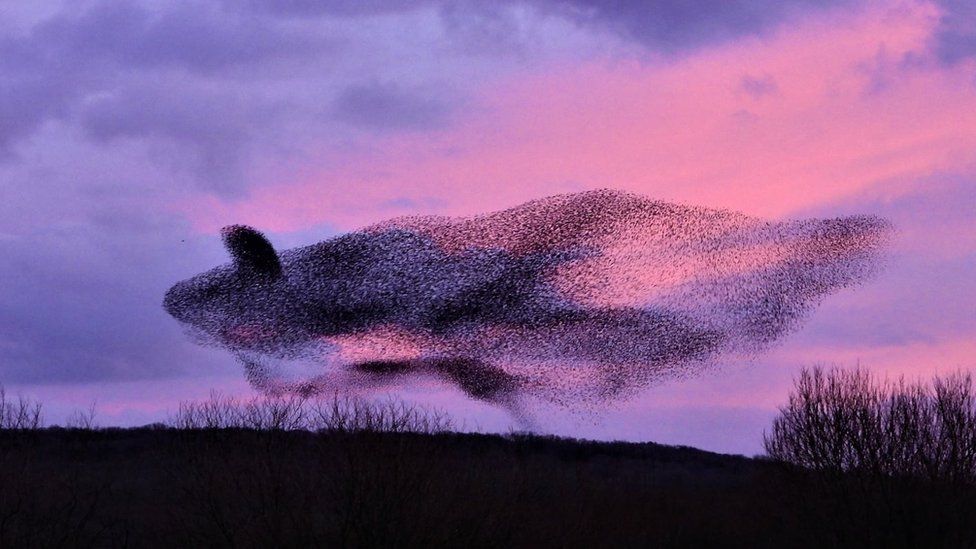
2 427 974 548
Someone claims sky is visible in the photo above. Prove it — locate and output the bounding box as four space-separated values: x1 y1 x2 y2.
1 0 974 454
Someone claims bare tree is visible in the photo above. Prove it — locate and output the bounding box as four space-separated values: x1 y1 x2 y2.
764 367 976 547
764 366 976 483
65 401 98 430
239 394 309 431
308 393 453 434
169 391 244 429
0 385 43 430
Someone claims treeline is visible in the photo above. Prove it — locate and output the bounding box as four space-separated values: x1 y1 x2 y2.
766 368 976 482
0 398 771 548
1 385 454 434
170 392 454 433
764 367 976 547
0 369 975 547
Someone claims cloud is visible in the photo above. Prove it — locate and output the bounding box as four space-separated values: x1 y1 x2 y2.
0 0 536 192
933 0 976 63
332 81 455 131
0 75 74 158
185 1 975 232
78 84 268 195
0 0 335 183
33 0 329 74
531 0 852 53
230 0 435 18
233 0 853 56
6 0 855 174
740 74 778 98
438 2 537 55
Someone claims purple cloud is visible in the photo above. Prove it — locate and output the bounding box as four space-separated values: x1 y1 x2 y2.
78 84 270 195
934 0 976 64
230 0 435 18
0 1 333 182
234 0 858 55
740 74 778 98
528 0 852 53
0 0 879 169
0 76 74 158
33 1 330 74
332 81 455 131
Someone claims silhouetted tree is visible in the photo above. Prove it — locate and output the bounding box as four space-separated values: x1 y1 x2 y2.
0 385 42 430
765 366 976 547
765 367 976 482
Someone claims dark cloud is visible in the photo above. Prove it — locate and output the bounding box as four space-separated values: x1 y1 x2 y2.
0 0 334 178
530 0 851 53
438 2 531 55
164 190 889 413
332 81 455 131
78 85 271 195
33 0 329 74
230 0 852 55
740 74 778 98
0 76 75 158
230 0 435 18
933 0 976 64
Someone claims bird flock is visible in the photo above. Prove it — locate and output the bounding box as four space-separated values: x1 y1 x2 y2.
164 189 890 414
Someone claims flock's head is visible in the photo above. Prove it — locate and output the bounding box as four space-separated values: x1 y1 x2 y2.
163 226 299 353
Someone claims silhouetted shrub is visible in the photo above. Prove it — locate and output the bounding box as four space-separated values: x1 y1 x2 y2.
169 390 244 429
169 391 452 434
308 393 453 434
65 401 98 430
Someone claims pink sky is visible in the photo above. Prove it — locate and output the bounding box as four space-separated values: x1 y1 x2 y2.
183 1 975 233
